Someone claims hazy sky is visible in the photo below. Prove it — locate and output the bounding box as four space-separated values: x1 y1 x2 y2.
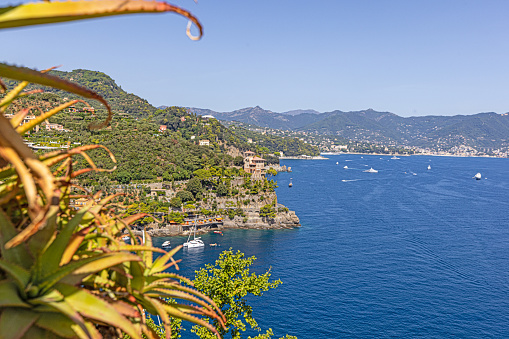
2 0 509 116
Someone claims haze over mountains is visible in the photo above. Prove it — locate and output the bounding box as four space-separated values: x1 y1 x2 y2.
189 106 509 150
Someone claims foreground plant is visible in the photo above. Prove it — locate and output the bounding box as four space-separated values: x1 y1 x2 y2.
0 1 227 338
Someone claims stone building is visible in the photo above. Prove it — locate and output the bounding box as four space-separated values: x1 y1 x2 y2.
243 151 266 179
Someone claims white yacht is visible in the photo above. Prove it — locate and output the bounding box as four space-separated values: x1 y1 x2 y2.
161 240 171 247
336 161 339 165
428 165 431 170
364 167 378 173
183 238 204 248
183 219 205 248
343 165 348 169
474 173 482 180
391 156 400 160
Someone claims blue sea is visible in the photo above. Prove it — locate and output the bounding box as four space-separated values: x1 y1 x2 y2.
155 155 509 338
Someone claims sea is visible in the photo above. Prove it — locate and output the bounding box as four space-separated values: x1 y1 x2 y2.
154 154 509 338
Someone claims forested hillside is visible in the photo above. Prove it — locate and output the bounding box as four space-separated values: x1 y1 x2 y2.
190 106 509 150
2 69 320 187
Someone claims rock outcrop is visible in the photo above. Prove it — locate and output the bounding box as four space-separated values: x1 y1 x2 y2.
222 209 300 230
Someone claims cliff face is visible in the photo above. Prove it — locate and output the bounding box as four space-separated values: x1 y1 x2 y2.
132 204 301 238
222 209 300 230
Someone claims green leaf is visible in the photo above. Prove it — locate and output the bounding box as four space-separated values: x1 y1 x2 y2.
162 303 222 338
35 313 81 339
130 261 146 292
0 259 30 289
142 231 153 267
23 325 58 339
38 252 141 294
0 210 32 270
71 252 141 275
56 283 141 339
40 206 90 276
28 208 59 282
0 0 202 41
42 297 90 337
0 308 39 339
31 289 65 304
0 281 30 308
148 245 182 275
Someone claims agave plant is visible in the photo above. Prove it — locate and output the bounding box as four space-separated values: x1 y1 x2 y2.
0 1 226 338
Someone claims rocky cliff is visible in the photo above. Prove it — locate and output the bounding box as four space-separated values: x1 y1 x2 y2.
222 209 301 230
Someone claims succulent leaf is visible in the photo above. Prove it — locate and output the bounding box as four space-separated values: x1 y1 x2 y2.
0 308 40 339
0 281 30 308
56 283 141 339
0 0 202 40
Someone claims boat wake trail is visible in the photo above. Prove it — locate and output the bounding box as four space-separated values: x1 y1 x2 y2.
342 179 363 182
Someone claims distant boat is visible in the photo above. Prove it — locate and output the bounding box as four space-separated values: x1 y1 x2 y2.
391 156 400 160
336 162 339 165
214 230 223 235
122 235 130 241
364 167 378 173
474 173 482 180
289 178 293 187
344 165 348 169
161 240 171 247
428 165 431 170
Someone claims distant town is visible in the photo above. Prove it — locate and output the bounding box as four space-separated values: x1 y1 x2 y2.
223 121 509 158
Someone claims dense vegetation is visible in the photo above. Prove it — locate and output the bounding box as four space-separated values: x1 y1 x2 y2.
2 69 157 116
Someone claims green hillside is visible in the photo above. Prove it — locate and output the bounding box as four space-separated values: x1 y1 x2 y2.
2 69 320 187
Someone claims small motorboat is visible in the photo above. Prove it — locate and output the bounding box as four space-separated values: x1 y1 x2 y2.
161 240 171 247
428 165 431 170
474 172 482 180
209 243 220 247
289 178 293 187
336 161 339 165
343 165 348 169
364 167 378 173
122 235 130 241
214 231 223 235
391 156 400 160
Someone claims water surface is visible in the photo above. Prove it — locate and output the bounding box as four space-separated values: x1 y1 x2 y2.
157 155 509 338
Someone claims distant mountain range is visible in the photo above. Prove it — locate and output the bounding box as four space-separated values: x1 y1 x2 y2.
189 107 509 150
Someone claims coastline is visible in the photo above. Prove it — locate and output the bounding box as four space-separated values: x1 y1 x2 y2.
319 152 507 159
130 206 301 238
279 155 328 160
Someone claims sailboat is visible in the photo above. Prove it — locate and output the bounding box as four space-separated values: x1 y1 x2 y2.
289 178 293 187
427 165 431 170
183 218 204 248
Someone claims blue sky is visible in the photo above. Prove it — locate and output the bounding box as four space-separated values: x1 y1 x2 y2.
2 0 509 116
